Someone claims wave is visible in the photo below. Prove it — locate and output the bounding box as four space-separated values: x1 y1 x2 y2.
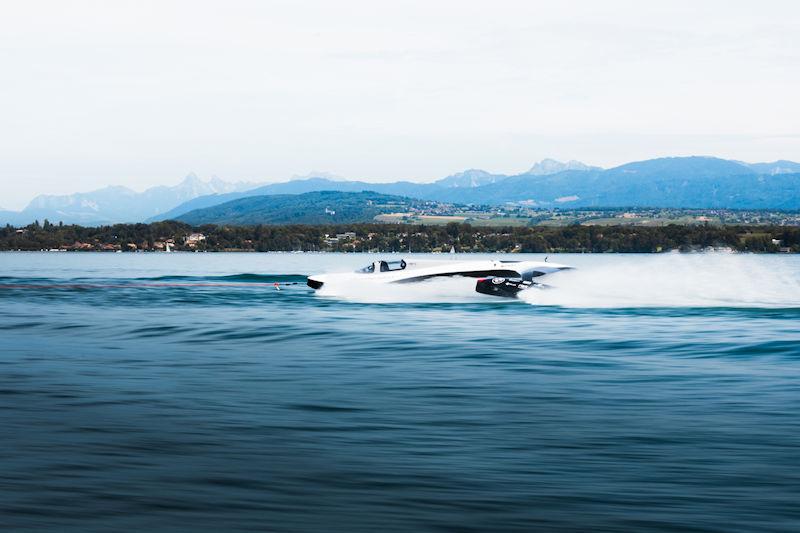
0 273 309 294
521 253 800 308
140 273 308 283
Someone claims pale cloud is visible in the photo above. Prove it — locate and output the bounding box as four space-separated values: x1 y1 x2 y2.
0 0 798 209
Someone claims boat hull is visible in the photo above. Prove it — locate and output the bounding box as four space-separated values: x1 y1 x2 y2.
306 258 572 297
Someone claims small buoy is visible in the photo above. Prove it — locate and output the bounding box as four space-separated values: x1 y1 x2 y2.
274 282 281 291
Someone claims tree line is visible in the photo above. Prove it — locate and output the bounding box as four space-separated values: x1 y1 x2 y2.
1 220 798 253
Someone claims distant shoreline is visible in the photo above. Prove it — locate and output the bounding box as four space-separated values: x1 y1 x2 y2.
1 221 797 254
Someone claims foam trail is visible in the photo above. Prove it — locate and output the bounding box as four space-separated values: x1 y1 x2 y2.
521 253 800 308
313 254 800 307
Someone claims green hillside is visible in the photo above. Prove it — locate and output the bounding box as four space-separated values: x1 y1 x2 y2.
175 190 429 225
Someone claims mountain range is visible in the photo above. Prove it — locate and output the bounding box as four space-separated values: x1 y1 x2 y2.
158 157 800 220
1 174 260 226
3 157 799 226
429 157 800 208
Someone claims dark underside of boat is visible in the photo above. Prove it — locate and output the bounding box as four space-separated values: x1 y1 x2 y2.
475 277 534 298
392 269 523 283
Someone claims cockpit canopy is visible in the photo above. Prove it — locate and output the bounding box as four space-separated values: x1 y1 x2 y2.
357 260 407 273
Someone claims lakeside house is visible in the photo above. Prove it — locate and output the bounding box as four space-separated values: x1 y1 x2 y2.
324 231 358 246
185 233 206 248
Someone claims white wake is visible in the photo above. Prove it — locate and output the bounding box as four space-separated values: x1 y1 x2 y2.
316 254 800 308
521 253 800 308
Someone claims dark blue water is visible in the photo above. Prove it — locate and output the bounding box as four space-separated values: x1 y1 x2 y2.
2 252 800 532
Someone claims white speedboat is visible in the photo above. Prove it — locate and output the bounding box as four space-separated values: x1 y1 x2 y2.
307 258 573 298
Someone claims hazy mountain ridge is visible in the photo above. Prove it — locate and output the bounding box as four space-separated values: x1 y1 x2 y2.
162 156 800 216
435 169 508 188
526 158 601 175
4 157 800 226
4 159 594 225
743 160 800 175
153 159 599 219
4 174 262 226
434 159 599 188
431 157 800 208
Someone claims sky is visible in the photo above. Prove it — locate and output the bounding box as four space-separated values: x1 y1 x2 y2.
1 0 799 209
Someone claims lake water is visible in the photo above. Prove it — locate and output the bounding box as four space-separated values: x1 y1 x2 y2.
2 252 800 532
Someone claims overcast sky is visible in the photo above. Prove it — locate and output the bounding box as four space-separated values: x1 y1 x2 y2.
1 0 799 209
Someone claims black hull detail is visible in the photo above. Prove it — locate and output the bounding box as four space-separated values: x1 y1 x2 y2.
475 277 533 298
393 269 522 284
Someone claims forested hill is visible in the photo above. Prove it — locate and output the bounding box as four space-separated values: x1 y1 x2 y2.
175 191 433 225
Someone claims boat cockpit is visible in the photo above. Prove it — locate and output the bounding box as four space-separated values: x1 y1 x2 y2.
358 260 407 273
